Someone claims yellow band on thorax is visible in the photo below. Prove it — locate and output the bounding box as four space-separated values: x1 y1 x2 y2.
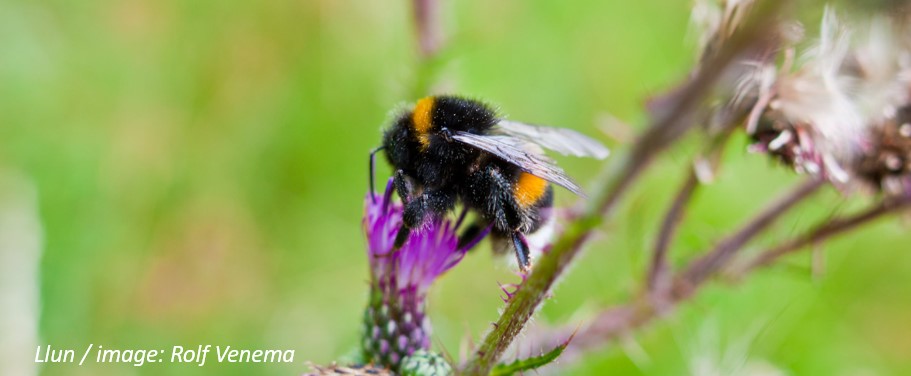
412 97 434 150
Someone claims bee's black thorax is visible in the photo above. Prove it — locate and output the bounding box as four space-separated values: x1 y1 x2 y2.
430 96 499 134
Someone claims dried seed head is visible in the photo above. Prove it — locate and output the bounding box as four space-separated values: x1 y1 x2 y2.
691 0 757 61
857 106 911 196
844 17 911 121
735 7 911 196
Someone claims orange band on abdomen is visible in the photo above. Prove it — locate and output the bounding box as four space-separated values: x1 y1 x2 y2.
513 172 548 208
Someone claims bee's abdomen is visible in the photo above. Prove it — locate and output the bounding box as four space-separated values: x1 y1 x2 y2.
513 172 549 208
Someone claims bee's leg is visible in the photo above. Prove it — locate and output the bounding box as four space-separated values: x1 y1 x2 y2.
473 166 531 268
395 196 424 249
393 169 415 204
402 189 454 228
396 188 457 249
457 222 482 249
511 232 531 271
456 221 492 251
454 206 470 230
487 170 531 269
394 226 411 249
402 199 427 228
393 169 418 249
424 188 457 217
478 167 522 231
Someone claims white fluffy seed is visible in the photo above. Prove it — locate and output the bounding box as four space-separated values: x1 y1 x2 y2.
769 130 793 151
899 123 911 138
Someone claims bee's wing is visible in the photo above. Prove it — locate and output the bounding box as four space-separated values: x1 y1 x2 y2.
495 120 610 159
451 132 585 196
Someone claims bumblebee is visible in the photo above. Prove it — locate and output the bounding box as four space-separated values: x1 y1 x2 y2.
371 95 608 270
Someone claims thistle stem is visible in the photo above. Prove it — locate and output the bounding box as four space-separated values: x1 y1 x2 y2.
516 178 817 356
675 178 823 296
648 130 733 301
413 0 442 59
459 3 786 374
648 172 699 298
737 197 911 275
412 0 444 97
525 196 911 364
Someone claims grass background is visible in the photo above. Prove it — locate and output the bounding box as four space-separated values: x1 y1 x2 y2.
1 0 909 375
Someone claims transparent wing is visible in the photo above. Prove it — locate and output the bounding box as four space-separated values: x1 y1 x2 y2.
495 120 609 159
451 132 585 196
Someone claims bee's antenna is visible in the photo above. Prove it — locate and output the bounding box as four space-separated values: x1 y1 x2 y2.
369 146 385 203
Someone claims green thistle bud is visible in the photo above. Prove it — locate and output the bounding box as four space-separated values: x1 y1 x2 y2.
400 350 453 376
361 285 431 369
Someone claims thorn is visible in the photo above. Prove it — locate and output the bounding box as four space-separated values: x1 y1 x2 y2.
565 325 580 346
497 281 521 303
497 271 529 302
540 244 553 255
515 269 530 282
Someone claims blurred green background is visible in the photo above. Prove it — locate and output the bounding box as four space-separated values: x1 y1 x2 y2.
1 0 909 375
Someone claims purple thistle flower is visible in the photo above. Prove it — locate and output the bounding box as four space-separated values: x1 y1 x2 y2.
364 178 468 297
361 178 478 371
